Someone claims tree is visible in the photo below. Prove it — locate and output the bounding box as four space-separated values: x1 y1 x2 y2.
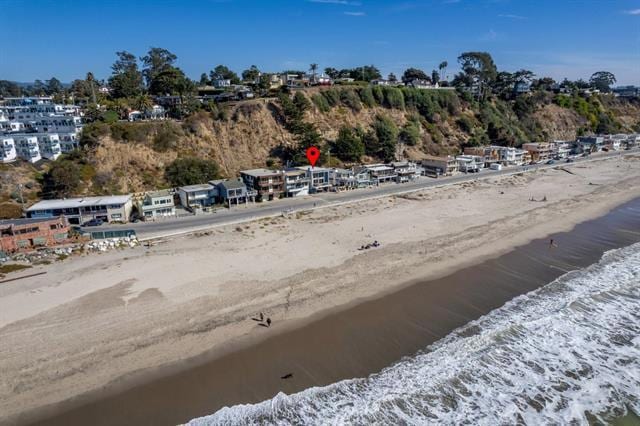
43 159 83 198
331 126 365 162
109 51 143 98
531 76 556 91
210 65 240 84
242 65 260 82
439 61 448 81
399 121 420 146
133 94 153 111
141 47 177 88
45 77 64 95
388 73 398 82
348 65 381 82
148 66 191 96
431 70 440 85
324 67 339 79
0 80 22 97
165 157 221 187
309 63 318 82
402 68 429 83
373 115 398 162
199 73 209 86
590 71 616 92
86 72 97 103
457 51 498 100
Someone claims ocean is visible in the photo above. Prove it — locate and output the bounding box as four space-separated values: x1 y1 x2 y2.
190 241 640 425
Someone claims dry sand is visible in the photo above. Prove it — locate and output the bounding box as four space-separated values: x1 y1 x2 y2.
1 154 640 424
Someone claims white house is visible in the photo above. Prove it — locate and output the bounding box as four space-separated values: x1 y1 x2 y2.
26 195 133 225
0 136 17 163
138 190 175 219
13 135 42 163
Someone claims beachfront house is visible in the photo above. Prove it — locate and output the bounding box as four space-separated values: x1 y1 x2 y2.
551 141 572 159
330 168 356 189
138 190 176 220
456 155 484 173
353 167 374 187
297 166 332 192
421 155 458 177
390 161 419 182
240 168 285 201
212 178 253 205
177 184 217 211
364 164 397 184
283 169 310 197
26 195 133 225
577 136 604 154
464 146 501 168
0 216 70 253
522 142 553 162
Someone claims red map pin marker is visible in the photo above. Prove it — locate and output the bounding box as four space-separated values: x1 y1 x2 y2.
306 146 320 167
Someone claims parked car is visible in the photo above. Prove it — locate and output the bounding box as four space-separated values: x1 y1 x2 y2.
546 160 555 165
83 218 103 227
566 158 574 163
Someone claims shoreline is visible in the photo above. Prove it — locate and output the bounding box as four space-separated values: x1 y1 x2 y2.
29 196 640 426
1 155 640 425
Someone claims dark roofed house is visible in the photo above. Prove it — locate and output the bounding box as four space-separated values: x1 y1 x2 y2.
211 178 254 206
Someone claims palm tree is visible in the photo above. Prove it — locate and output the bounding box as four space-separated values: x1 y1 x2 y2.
86 72 97 104
134 94 153 112
439 61 448 81
309 63 318 83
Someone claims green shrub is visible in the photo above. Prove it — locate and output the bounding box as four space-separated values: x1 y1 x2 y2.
358 87 376 107
340 89 362 111
399 122 420 146
311 94 330 112
322 88 340 107
165 157 221 187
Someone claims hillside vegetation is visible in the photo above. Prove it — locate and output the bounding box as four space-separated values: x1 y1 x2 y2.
1 87 639 214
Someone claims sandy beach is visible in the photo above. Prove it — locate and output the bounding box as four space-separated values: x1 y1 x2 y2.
2 154 640 425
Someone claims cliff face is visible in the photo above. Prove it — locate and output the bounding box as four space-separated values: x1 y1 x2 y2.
1 90 639 211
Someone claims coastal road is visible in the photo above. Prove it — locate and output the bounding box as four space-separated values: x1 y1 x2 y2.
88 150 634 240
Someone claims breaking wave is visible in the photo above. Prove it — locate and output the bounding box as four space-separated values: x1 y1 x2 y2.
190 242 640 425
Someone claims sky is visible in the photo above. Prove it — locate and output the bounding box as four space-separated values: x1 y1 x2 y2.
1 0 639 85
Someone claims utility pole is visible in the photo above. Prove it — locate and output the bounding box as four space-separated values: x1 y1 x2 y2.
18 184 24 214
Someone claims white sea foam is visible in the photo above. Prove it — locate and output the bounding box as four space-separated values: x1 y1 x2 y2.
189 242 640 425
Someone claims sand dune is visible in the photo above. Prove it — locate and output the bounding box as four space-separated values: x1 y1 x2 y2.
1 154 640 425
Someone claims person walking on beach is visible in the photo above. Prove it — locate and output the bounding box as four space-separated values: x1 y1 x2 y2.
549 238 557 248
259 312 264 322
266 317 272 327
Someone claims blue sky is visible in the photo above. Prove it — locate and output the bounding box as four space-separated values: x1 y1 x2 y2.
1 0 639 85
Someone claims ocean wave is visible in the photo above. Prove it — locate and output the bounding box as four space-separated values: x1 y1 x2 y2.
189 242 640 425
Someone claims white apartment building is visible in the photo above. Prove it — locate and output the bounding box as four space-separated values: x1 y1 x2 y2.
0 137 17 163
13 135 42 163
34 133 62 160
0 97 83 162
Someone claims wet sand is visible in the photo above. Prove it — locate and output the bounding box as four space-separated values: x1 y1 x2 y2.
30 197 640 426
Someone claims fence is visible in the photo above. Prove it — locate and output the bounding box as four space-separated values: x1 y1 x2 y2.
87 230 137 240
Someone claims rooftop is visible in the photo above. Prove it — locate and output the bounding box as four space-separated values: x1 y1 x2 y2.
0 217 64 227
215 178 246 190
179 184 214 192
241 168 282 177
145 189 172 198
27 195 132 211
